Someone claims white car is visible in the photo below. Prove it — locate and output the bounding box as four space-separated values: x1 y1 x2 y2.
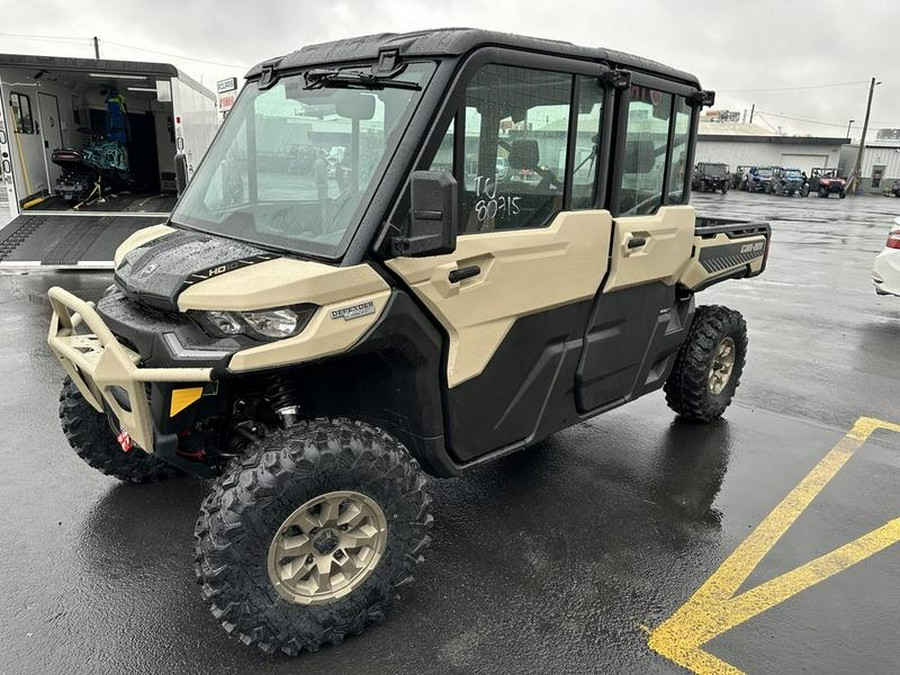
872 216 900 297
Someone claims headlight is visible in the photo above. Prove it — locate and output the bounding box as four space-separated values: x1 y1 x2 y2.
193 304 316 341
242 308 305 338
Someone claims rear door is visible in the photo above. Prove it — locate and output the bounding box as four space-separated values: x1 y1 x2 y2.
170 77 218 180
575 84 698 411
37 92 63 187
388 56 613 464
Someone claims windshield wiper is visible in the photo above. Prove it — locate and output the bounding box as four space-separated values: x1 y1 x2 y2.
303 68 421 91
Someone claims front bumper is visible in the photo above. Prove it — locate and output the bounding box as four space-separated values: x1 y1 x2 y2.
47 286 213 454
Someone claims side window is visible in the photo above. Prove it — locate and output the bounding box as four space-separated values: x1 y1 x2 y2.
461 64 572 233
619 87 672 216
10 92 35 134
571 76 604 210
667 97 692 205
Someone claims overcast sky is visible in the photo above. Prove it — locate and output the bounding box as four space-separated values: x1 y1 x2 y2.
3 0 898 139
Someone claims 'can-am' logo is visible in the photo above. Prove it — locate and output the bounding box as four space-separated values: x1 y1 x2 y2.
137 263 159 278
330 301 375 321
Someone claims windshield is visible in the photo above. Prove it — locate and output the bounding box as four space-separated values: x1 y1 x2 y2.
171 62 435 258
785 169 801 178
756 168 773 177
703 164 727 176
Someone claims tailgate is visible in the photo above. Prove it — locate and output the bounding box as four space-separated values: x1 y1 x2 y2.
679 217 771 291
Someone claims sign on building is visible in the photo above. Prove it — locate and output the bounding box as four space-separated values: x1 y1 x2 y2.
216 77 238 117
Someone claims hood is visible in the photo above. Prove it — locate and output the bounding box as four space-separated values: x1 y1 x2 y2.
114 229 277 311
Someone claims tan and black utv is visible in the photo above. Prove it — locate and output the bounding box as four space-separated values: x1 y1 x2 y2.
47 29 770 655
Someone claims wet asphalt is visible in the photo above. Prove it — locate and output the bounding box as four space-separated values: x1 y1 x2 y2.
1 191 899 674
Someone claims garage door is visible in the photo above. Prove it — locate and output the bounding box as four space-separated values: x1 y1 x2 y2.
780 154 829 174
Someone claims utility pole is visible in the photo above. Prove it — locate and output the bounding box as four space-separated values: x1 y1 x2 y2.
846 119 855 140
749 103 755 125
93 37 100 59
850 77 879 194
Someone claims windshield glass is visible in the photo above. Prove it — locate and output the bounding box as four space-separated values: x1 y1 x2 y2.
704 164 726 176
756 168 773 177
171 62 435 257
785 169 801 177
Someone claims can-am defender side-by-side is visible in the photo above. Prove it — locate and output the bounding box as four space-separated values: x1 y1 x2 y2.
46 29 770 656
691 162 730 193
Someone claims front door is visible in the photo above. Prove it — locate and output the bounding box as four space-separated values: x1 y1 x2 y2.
38 93 63 188
388 61 613 463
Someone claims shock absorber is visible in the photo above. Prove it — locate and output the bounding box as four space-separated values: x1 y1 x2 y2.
266 374 302 427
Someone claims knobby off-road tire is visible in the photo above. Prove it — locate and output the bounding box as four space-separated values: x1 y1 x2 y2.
664 305 747 422
194 418 432 656
59 378 182 483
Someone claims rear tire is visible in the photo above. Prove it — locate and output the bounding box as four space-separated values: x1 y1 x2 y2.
59 378 182 483
194 418 432 656
664 306 747 422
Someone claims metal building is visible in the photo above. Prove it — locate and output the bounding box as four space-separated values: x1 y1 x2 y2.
695 121 848 176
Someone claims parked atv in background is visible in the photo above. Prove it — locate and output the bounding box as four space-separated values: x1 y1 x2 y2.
743 166 774 193
808 168 847 198
768 167 806 197
692 162 730 193
732 164 752 190
884 180 900 198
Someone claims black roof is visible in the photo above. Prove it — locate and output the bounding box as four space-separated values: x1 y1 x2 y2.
0 53 214 99
246 28 701 87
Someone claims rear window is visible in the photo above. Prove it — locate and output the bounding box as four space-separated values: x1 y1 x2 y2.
9 92 34 134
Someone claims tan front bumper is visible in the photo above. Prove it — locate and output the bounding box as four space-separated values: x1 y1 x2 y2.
47 287 212 453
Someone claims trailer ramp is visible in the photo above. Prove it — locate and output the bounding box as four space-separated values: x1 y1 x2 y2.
0 212 165 270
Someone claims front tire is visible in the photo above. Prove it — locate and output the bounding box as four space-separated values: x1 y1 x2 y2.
194 418 432 655
664 306 747 422
59 378 182 483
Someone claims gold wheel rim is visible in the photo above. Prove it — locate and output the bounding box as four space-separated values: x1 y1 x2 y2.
266 490 388 606
708 337 736 396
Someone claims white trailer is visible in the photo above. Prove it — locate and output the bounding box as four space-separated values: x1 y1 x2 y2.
0 53 218 269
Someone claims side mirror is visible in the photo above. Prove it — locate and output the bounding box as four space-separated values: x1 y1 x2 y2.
392 171 457 257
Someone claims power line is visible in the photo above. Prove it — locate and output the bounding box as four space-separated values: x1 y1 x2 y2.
0 30 246 70
756 109 899 130
102 39 246 70
755 110 850 128
753 112 779 133
0 32 90 43
718 80 869 94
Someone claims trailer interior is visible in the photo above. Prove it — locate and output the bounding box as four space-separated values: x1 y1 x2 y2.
0 54 216 268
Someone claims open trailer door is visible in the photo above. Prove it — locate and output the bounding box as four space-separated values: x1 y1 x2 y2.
0 53 217 270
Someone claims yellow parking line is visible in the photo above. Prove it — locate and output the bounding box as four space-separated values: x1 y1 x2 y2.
648 417 900 674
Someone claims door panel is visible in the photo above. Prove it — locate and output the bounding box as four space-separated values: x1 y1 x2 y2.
387 210 613 462
575 282 692 412
604 205 695 291
387 209 613 387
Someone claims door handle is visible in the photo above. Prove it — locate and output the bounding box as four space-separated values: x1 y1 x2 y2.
448 265 481 283
627 236 647 249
